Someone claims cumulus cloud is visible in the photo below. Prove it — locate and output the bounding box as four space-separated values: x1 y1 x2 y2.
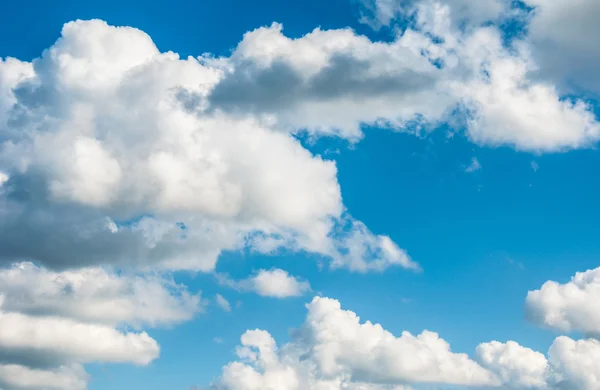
0 364 88 390
547 336 600 390
211 296 600 390
0 262 201 328
476 340 549 388
0 308 159 367
0 19 413 274
212 297 498 389
206 21 451 140
526 266 600 337
0 262 205 389
218 268 311 298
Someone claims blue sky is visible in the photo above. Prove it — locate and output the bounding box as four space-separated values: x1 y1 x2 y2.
1 1 600 390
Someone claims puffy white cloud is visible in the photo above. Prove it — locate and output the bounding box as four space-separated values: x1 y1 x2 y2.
547 336 600 390
455 27 600 151
207 22 452 140
0 364 88 390
526 266 600 337
250 269 311 298
212 296 498 389
0 308 159 367
0 19 414 274
211 296 600 390
0 262 208 389
219 268 311 299
0 262 201 328
477 340 549 388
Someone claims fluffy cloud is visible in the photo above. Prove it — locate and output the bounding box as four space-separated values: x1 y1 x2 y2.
0 19 412 274
476 340 549 388
0 262 205 389
525 266 600 337
212 297 498 389
547 336 600 390
0 308 158 367
0 364 88 390
0 262 201 328
218 268 311 298
212 296 600 390
206 21 451 140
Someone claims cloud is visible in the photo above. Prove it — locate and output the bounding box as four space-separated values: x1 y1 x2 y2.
547 336 600 390
0 309 159 367
218 269 311 299
465 157 482 173
212 296 498 389
523 0 600 94
216 294 232 312
210 295 600 390
359 0 508 30
0 262 202 328
0 262 205 389
0 364 88 390
476 340 549 388
526 266 600 337
0 19 413 274
206 22 449 140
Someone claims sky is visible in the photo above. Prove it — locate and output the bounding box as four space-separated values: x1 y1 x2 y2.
1 0 600 389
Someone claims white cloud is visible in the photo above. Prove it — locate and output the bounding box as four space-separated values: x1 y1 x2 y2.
455 27 600 151
0 19 414 274
212 297 498 389
0 262 205 389
250 269 311 298
0 308 159 367
218 268 311 299
0 262 201 328
211 296 600 390
0 364 88 390
547 336 600 390
465 157 482 173
526 266 600 337
216 294 232 312
476 340 549 388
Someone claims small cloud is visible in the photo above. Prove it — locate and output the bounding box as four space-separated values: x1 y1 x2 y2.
215 294 231 312
0 172 8 187
531 161 539 172
465 157 481 173
216 269 311 299
213 337 224 344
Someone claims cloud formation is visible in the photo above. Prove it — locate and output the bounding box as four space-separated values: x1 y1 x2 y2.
212 296 600 390
526 266 600 337
0 262 204 389
0 19 412 274
218 268 311 298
